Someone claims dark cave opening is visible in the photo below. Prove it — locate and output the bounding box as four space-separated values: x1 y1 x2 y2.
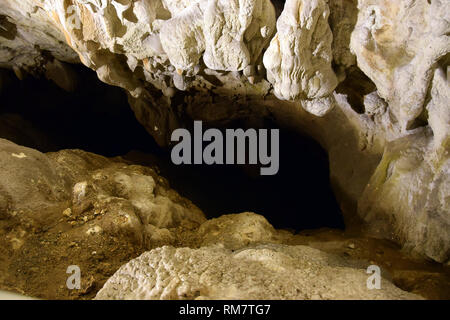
0 66 158 155
0 66 344 232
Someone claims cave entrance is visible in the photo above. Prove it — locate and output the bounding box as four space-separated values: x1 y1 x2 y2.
0 66 344 232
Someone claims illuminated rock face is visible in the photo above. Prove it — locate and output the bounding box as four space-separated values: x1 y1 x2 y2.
0 0 449 266
263 0 338 116
350 0 450 131
0 138 206 298
95 223 420 300
0 0 79 71
0 138 205 242
358 68 450 263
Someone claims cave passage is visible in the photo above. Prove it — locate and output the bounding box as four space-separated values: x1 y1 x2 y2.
0 66 344 231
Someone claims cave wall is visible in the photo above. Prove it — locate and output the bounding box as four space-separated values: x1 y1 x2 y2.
0 0 449 263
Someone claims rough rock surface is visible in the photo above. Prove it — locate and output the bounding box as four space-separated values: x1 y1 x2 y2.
261 87 450 263
196 212 282 249
0 0 78 72
0 113 56 151
0 140 448 299
0 138 205 298
95 211 423 300
95 244 420 300
350 0 450 130
263 0 338 116
0 0 449 265
160 0 276 72
359 127 449 263
328 0 358 70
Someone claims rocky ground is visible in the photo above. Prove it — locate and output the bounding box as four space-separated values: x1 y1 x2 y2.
0 138 205 299
0 139 448 300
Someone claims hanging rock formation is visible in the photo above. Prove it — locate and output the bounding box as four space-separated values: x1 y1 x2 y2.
263 0 338 116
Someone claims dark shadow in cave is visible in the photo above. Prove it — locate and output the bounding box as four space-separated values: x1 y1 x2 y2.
132 122 345 231
0 66 344 232
0 66 160 155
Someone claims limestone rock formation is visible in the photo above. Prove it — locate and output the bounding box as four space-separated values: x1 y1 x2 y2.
0 0 449 267
0 138 205 232
96 244 420 300
0 138 205 298
196 212 282 250
358 69 450 263
350 0 450 131
0 113 56 151
202 0 276 72
16 0 276 97
0 0 78 72
263 0 338 116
